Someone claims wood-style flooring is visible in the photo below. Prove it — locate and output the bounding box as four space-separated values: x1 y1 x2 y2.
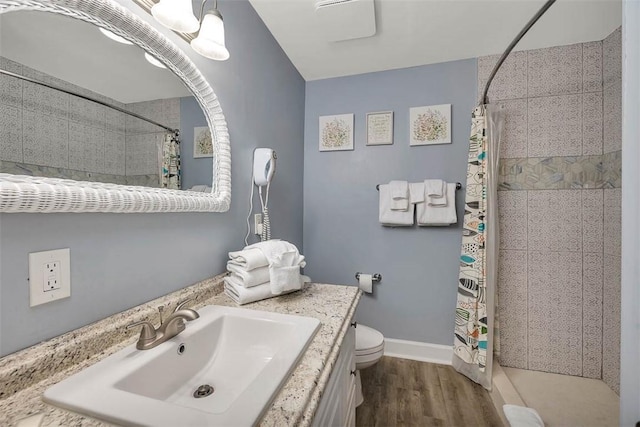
356 356 503 427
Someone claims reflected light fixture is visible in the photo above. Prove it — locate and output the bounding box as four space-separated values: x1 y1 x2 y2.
99 27 168 71
144 52 167 69
99 28 134 45
150 0 229 61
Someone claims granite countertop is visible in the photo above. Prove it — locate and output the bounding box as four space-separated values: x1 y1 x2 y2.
0 274 361 427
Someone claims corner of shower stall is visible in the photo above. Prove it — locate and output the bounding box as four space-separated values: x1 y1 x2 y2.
490 361 620 427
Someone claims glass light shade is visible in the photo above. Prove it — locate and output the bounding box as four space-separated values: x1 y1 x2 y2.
151 0 199 33
144 52 167 69
99 28 133 45
190 12 230 61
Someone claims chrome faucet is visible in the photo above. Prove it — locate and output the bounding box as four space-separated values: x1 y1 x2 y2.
126 298 200 350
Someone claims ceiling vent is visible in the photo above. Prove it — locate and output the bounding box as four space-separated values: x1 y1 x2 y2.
314 0 376 42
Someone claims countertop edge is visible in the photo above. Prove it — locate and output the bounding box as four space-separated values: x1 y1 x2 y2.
297 289 362 427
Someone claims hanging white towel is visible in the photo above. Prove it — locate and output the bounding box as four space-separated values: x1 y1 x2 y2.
389 180 409 211
245 240 306 295
425 179 444 196
226 263 270 288
417 183 457 226
379 184 414 226
228 248 269 271
409 182 425 204
223 277 286 305
425 179 447 206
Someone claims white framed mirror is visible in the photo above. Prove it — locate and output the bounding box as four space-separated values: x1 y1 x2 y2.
0 0 231 213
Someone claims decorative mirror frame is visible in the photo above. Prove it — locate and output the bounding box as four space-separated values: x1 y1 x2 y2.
0 0 231 213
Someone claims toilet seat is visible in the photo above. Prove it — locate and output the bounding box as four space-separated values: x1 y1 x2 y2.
355 324 384 351
355 324 384 370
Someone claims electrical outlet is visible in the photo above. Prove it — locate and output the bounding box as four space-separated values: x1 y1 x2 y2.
254 213 263 235
43 261 61 292
29 248 71 307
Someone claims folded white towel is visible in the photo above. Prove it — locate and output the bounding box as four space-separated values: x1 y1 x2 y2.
389 180 409 211
379 184 414 226
503 405 545 427
425 179 447 206
424 179 444 196
409 182 425 204
223 277 287 305
228 248 269 271
226 263 269 288
245 240 306 295
417 183 457 226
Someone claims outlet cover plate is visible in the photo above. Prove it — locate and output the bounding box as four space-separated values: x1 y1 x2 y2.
29 248 71 307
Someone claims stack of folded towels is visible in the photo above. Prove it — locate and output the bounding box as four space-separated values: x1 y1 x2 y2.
379 179 457 226
224 239 307 305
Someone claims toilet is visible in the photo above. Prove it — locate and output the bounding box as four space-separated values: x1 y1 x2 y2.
354 324 385 407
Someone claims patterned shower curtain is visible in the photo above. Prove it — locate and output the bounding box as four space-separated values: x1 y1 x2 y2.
452 104 504 390
158 132 181 190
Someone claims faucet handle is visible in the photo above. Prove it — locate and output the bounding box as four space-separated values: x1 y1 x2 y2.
174 298 195 313
126 320 157 348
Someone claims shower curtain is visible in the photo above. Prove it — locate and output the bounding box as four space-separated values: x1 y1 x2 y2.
452 104 504 390
158 132 181 190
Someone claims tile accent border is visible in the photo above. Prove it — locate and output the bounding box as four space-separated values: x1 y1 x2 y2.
499 150 621 190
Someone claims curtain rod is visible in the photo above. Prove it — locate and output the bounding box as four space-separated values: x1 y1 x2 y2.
481 0 557 105
0 68 179 134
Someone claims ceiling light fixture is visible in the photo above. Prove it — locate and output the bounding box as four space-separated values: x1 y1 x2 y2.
151 0 229 61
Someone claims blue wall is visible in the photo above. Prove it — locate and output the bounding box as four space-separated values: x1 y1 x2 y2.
180 96 212 190
0 0 305 356
303 59 477 345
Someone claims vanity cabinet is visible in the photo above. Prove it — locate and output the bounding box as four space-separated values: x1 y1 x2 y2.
312 324 356 427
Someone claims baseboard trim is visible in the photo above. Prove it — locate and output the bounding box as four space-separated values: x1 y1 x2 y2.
383 338 453 365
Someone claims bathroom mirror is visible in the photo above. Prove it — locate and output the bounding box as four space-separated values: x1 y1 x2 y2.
0 0 231 213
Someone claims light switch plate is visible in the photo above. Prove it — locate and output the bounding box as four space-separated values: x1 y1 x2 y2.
29 248 71 307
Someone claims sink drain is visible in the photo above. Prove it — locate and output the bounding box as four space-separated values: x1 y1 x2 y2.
193 384 214 398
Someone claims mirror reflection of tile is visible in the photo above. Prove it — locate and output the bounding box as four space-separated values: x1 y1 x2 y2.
0 56 183 188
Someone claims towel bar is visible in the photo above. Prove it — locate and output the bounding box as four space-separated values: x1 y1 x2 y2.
355 272 382 282
375 182 462 191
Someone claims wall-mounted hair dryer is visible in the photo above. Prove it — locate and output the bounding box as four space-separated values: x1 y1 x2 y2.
253 148 276 186
245 148 277 245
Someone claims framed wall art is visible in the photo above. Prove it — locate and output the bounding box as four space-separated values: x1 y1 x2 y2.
319 113 354 152
366 111 393 146
409 104 452 146
193 126 213 158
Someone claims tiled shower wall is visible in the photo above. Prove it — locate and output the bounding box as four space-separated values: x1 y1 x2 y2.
0 56 179 187
480 28 622 393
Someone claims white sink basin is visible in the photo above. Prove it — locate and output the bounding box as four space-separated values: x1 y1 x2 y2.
43 305 320 426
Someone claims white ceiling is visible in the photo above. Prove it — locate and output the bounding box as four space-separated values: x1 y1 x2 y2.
0 11 192 103
248 0 622 81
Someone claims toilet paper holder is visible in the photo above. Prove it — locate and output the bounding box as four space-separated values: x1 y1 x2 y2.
355 272 382 282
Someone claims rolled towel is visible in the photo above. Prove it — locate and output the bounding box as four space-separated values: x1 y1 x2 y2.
389 180 409 211
425 179 447 206
269 251 303 295
409 182 425 204
224 276 303 305
245 240 306 295
416 182 457 226
228 248 269 271
379 184 414 226
226 263 270 288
